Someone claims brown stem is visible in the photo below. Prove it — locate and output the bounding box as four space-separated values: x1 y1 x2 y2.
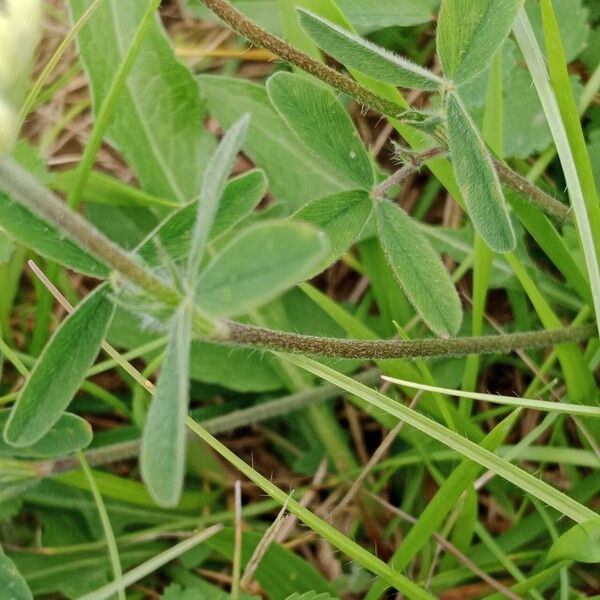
220 322 596 360
199 0 401 117
373 147 446 199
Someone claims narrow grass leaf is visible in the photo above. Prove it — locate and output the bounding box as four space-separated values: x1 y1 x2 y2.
187 419 434 600
293 190 371 275
382 377 600 418
0 550 32 600
513 12 600 338
4 285 115 447
375 200 462 336
437 0 524 84
141 305 192 508
287 354 597 524
79 525 223 600
298 9 443 90
187 115 251 280
547 519 600 564
445 93 516 252
0 192 109 278
195 221 329 318
285 593 339 600
0 411 92 458
267 72 374 190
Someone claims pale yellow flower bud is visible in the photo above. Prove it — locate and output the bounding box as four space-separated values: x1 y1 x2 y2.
0 0 41 155
0 98 17 156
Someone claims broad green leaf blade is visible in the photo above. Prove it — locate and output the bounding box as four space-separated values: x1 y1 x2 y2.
437 0 524 84
375 200 462 336
293 190 372 275
0 411 92 458
137 169 267 268
547 519 600 564
445 93 516 252
267 72 374 190
0 192 109 278
195 221 329 318
199 75 345 209
298 10 443 90
140 305 192 508
70 0 206 203
4 285 115 447
188 115 251 279
0 550 32 600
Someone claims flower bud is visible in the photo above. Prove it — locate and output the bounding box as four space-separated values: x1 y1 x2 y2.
0 98 17 156
0 0 42 155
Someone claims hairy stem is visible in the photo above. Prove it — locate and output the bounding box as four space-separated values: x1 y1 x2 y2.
373 147 445 199
36 369 382 477
221 321 596 359
0 157 594 364
198 0 571 222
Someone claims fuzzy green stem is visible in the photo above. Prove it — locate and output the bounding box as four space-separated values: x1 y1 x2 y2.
0 158 180 305
221 321 596 359
0 157 594 363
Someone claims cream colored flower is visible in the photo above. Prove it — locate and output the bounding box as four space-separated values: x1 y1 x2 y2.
0 98 17 156
0 0 42 154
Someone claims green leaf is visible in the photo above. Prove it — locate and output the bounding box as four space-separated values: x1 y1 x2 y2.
298 10 443 90
211 169 268 239
191 0 436 34
188 115 251 279
195 221 329 318
206 528 335 599
0 550 32 600
547 519 600 563
445 93 516 252
137 169 267 268
437 0 524 84
286 594 339 600
4 285 115 447
267 72 374 190
70 0 206 202
292 190 372 274
0 192 109 278
199 75 345 210
140 305 192 508
0 411 92 458
375 200 462 336
336 0 436 31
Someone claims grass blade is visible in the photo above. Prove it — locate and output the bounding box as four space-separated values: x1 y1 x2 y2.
513 10 600 338
382 377 600 418
79 525 223 600
287 354 597 524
